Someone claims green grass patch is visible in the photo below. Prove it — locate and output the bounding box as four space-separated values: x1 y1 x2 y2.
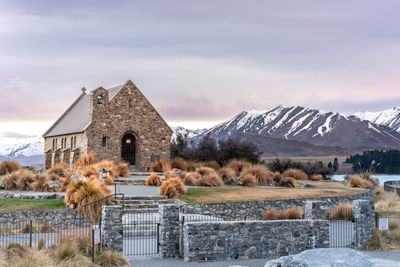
0 198 65 211
180 187 236 203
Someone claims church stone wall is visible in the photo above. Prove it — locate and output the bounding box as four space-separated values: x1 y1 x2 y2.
86 81 172 171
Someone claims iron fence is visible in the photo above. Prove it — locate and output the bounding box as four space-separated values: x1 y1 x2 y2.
329 219 356 248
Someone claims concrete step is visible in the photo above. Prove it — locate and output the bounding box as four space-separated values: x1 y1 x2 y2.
124 204 159 209
122 199 175 204
118 196 167 201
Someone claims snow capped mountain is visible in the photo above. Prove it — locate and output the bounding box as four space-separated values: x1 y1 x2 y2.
171 126 207 142
0 141 44 158
354 107 400 132
196 105 400 151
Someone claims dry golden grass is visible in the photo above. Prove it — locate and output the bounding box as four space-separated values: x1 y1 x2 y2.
219 167 238 185
171 157 187 171
201 161 220 170
0 160 20 175
283 168 308 180
198 172 224 187
47 163 68 178
349 175 373 189
150 160 171 172
196 167 216 177
181 186 365 203
367 229 383 251
1 171 19 190
326 203 354 219
375 187 400 213
74 152 98 169
95 161 118 178
227 159 251 177
186 161 202 172
116 162 130 177
145 174 161 186
273 172 282 185
241 174 257 187
2 169 36 191
182 172 200 186
32 174 50 192
159 177 186 199
240 164 275 186
263 207 303 220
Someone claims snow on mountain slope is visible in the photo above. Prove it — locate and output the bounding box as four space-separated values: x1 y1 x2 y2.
171 126 207 142
195 105 400 150
354 107 400 132
0 141 44 158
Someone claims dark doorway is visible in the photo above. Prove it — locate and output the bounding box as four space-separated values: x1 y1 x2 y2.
121 133 136 165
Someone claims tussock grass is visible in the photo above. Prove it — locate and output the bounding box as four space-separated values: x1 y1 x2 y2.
159 177 186 199
186 161 202 172
145 173 161 186
0 160 20 175
241 174 257 187
227 159 251 177
74 152 98 169
280 177 296 187
283 168 308 180
196 167 224 187
240 164 274 186
367 229 383 250
374 186 400 213
171 157 187 171
310 175 323 181
201 161 220 170
349 175 373 189
150 160 171 172
47 163 69 179
219 167 238 185
182 172 200 186
326 203 354 219
116 162 129 177
95 250 129 267
32 174 50 192
263 207 303 220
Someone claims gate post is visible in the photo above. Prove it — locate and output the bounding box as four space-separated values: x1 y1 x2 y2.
305 201 327 220
101 205 123 252
159 204 180 258
353 199 374 249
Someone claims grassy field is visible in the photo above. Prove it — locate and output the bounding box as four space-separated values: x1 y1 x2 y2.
0 198 65 211
180 181 366 203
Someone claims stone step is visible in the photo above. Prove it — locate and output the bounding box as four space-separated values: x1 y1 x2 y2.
118 196 167 201
122 199 175 205
115 181 146 185
124 204 159 209
124 208 159 213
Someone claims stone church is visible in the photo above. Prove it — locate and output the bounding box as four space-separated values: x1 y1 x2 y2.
43 80 172 170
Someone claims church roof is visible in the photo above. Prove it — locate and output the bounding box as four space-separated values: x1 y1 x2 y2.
43 82 126 137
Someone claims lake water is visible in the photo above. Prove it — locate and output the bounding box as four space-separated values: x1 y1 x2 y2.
332 174 400 185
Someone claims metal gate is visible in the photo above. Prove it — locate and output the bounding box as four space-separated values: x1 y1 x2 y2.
329 220 356 248
122 212 160 257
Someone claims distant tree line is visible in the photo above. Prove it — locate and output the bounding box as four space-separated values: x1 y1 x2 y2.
267 158 333 177
327 158 339 172
171 133 262 165
345 150 400 174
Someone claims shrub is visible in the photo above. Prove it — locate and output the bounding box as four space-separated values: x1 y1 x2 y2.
367 229 383 250
197 172 224 187
240 164 275 186
96 160 119 178
1 171 19 190
219 167 238 185
116 162 130 177
375 188 400 213
195 166 216 177
80 165 98 178
283 168 308 180
5 243 29 258
95 250 130 267
227 159 251 177
241 174 257 187
349 175 373 189
0 160 20 175
145 173 161 186
268 158 333 177
280 177 296 187
159 177 186 199
201 161 220 170
32 174 50 192
310 175 323 181
74 152 98 169
326 203 354 219
171 157 187 171
150 160 171 172
273 172 282 185
47 163 68 179
182 172 200 186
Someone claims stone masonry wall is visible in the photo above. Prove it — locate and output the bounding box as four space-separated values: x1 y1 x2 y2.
183 220 329 262
101 205 123 252
86 81 172 171
353 199 375 249
159 204 180 258
180 190 372 220
0 209 81 228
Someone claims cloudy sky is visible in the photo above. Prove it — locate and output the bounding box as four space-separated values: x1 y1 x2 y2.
1 0 400 144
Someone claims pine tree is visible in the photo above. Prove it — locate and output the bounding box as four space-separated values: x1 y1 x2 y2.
328 162 333 169
333 158 339 171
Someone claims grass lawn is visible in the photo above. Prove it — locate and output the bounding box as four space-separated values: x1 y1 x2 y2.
0 198 65 211
180 181 366 203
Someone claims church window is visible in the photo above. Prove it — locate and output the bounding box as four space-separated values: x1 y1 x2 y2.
61 138 64 149
129 98 133 108
102 135 107 148
74 137 77 148
97 95 104 105
71 137 73 149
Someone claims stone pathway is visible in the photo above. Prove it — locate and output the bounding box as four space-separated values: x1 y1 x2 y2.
0 190 65 199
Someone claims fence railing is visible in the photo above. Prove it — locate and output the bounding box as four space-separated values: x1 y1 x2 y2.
384 180 400 196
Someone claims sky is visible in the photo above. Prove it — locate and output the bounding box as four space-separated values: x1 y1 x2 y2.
1 0 400 144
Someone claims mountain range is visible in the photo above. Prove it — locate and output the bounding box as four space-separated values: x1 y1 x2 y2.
2 106 400 165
